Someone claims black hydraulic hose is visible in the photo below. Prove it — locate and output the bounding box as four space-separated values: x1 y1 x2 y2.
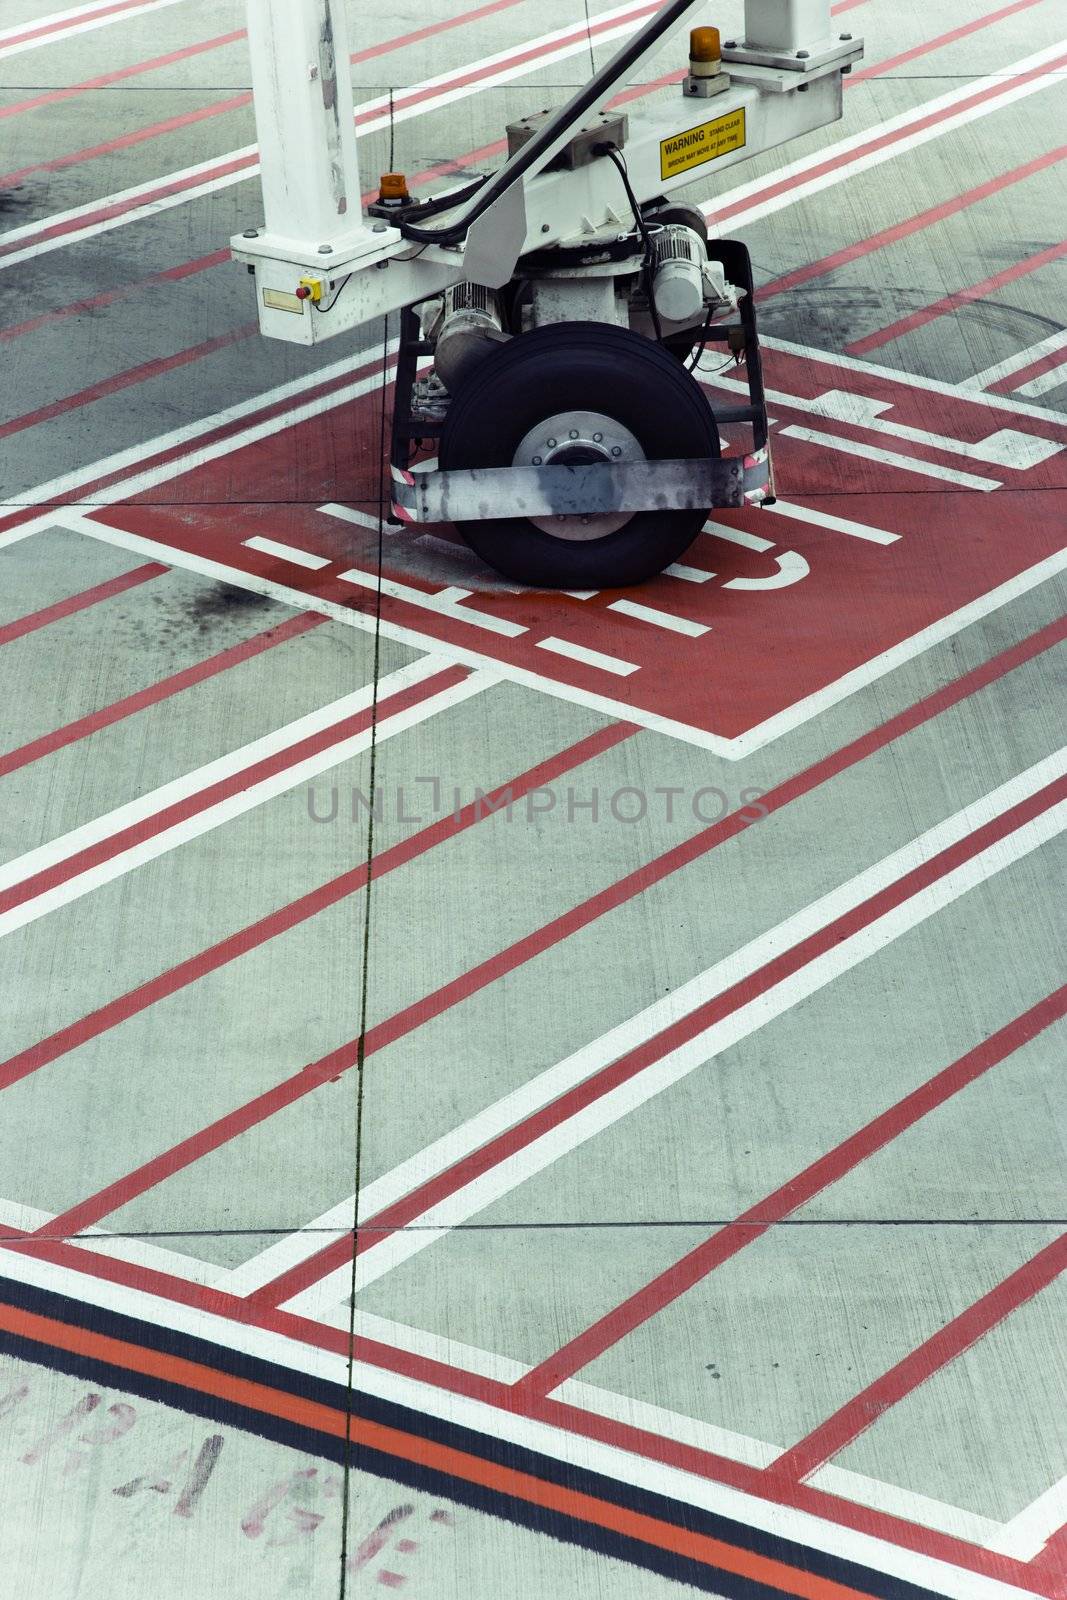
397 0 705 246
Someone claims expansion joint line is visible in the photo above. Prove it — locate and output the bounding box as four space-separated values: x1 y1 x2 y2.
340 315 392 1596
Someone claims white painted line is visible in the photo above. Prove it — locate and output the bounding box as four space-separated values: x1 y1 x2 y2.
779 426 1000 492
704 522 810 588
664 562 713 582
809 1463 1004 1548
319 502 383 534
964 330 1067 393
0 1 651 271
0 0 185 60
337 565 527 638
561 1380 1003 1546
64 507 1067 761
243 535 331 570
59 510 736 752
708 42 1067 238
760 333 1067 430
558 1380 781 1469
0 523 44 552
563 589 599 600
0 649 495 938
0 155 240 272
729 548 1067 757
608 598 709 637
323 505 519 584
984 1475 1067 1561
0 0 129 38
722 549 809 592
0 664 414 894
5 347 397 540
1016 364 1067 400
765 498 900 546
712 369 1049 471
0 1243 1040 1600
796 387 1061 470
349 1310 529 1385
340 791 1067 1296
536 636 639 677
0 1194 236 1291
705 523 773 553
0 1192 1030 1567
277 750 1067 1313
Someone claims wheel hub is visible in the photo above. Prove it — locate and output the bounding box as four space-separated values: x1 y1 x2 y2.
512 409 645 540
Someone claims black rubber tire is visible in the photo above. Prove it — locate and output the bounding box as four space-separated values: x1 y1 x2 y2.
437 322 719 588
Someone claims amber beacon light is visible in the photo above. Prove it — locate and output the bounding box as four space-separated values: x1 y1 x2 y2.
689 25 722 64
685 24 727 96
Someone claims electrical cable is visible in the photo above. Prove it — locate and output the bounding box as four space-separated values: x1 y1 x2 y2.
599 142 662 343
685 303 715 370
394 0 708 245
312 274 353 314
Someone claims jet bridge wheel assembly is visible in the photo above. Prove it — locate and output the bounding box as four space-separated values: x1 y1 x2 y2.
232 1 858 589
437 322 721 588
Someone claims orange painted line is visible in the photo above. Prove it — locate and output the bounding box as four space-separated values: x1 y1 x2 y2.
0 1298 881 1600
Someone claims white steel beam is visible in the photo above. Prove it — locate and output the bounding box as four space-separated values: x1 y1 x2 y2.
244 0 372 256
743 0 832 53
235 72 846 344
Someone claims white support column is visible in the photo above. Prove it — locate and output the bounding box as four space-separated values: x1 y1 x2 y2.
743 0 831 52
245 0 371 253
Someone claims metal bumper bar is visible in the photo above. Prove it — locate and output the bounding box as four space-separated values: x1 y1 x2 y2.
390 449 770 524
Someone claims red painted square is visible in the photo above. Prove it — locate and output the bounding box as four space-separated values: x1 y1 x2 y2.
96 346 1066 750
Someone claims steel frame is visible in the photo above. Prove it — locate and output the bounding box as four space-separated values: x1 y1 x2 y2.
231 0 861 347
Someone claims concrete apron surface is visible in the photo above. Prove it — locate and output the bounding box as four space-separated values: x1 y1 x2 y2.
0 0 1065 1597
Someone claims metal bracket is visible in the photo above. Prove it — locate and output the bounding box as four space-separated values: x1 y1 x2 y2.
721 34 861 75
390 450 770 524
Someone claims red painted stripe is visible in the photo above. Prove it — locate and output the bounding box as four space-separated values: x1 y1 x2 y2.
0 0 153 50
847 0 1049 85
0 0 530 130
0 562 164 648
0 664 468 921
0 0 868 276
350 0 532 64
517 985 1067 1398
0 1301 902 1600
0 1 643 255
761 143 1067 301
31 726 634 1236
259 776 1067 1308
0 613 324 780
526 1391 1058 1596
0 722 633 1095
0 129 488 345
1026 1525 1067 1592
0 250 230 344
769 1232 1067 1484
0 326 256 442
358 3 659 129
0 150 258 263
0 14 634 415
0 32 244 123
988 344 1067 396
0 345 391 542
0 94 254 187
0 1229 1050 1595
846 239 1067 355
716 53 1067 233
11 616 1063 1223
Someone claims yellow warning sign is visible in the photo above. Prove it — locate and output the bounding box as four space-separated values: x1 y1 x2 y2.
659 107 746 181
